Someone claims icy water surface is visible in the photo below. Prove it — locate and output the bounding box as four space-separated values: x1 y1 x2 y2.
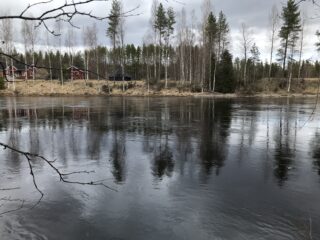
0 96 319 240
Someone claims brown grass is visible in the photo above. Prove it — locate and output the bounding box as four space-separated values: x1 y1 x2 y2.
1 78 320 97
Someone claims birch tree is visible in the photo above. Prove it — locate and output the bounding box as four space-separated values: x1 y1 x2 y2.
268 5 279 82
240 23 253 87
164 7 175 88
298 15 306 81
46 30 53 83
1 18 14 85
150 0 159 82
55 20 64 85
21 21 30 80
25 18 38 81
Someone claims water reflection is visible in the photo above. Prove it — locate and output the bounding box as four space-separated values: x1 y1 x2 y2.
273 105 297 185
0 97 318 184
311 131 320 175
0 97 320 240
152 135 174 179
199 100 232 176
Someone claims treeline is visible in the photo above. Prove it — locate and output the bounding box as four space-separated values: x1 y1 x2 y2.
5 45 320 83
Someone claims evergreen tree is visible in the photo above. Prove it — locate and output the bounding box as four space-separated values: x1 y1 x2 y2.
250 43 261 82
154 3 167 82
316 30 320 52
107 0 121 77
278 0 301 76
216 50 236 93
217 11 229 59
164 7 175 88
205 12 217 91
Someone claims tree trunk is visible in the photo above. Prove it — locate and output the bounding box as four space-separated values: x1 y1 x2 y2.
282 38 288 77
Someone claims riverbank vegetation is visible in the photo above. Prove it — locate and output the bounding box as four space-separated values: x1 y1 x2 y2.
1 78 320 97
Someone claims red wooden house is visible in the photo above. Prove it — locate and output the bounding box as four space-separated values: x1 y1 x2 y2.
68 66 85 80
2 65 36 79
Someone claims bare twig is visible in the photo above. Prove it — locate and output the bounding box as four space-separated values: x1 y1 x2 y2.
0 0 140 35
299 72 320 129
0 142 117 202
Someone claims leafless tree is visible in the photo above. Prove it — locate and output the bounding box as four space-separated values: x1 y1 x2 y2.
21 21 29 81
45 30 53 83
200 0 212 92
298 15 306 81
150 0 159 82
65 26 76 81
268 5 279 82
55 19 64 85
240 23 253 86
188 10 196 85
178 7 187 86
119 2 126 91
1 17 14 87
25 18 39 81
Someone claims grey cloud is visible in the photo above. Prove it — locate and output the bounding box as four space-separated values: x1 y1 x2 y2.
0 0 318 58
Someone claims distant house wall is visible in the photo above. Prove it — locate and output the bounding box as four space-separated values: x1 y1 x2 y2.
69 66 85 80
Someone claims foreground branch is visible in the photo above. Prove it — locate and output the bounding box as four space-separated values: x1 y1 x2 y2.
0 0 139 35
0 142 117 208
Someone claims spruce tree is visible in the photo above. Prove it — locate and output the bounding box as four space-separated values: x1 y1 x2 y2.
278 0 301 77
154 3 167 82
164 7 175 88
107 0 121 77
217 11 229 59
216 50 236 93
205 12 217 91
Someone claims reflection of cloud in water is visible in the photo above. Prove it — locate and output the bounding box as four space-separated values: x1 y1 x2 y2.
0 97 319 239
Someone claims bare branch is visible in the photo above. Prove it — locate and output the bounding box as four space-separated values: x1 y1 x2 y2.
0 0 140 35
0 142 117 204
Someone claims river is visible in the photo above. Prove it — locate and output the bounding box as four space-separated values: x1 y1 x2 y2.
0 96 319 239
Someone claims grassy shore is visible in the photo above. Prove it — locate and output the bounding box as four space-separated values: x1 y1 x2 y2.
0 79 319 97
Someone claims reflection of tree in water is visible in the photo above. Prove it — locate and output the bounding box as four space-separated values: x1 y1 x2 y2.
273 107 296 185
110 99 127 183
152 135 174 179
5 129 22 170
110 131 126 183
199 99 232 176
310 132 320 175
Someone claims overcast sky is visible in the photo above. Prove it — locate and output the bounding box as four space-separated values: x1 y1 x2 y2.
1 0 320 60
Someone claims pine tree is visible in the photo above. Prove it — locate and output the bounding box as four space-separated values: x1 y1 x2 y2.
278 0 301 77
205 12 217 91
217 11 229 59
164 7 175 88
154 3 167 82
250 43 260 82
216 50 236 93
316 30 320 52
107 0 121 79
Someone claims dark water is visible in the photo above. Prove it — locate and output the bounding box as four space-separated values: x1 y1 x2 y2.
0 96 319 240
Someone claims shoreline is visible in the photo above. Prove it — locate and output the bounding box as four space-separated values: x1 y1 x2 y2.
0 80 318 98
